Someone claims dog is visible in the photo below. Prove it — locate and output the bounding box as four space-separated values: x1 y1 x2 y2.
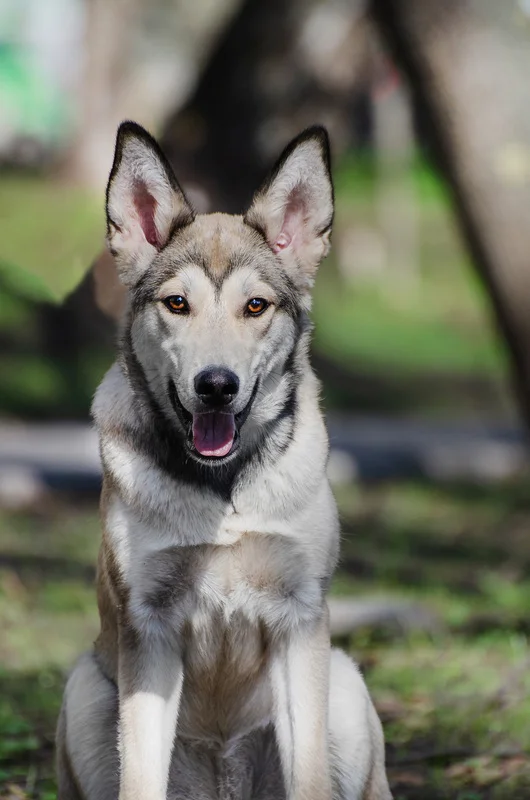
56 121 392 800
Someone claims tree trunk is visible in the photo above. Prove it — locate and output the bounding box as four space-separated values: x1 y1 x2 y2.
370 0 530 427
161 0 371 212
61 0 373 374
64 0 140 189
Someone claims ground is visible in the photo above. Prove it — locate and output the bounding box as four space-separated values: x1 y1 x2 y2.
1 478 530 800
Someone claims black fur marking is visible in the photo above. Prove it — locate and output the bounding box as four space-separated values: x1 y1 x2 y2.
267 386 297 456
142 547 198 611
245 334 303 473
261 361 298 456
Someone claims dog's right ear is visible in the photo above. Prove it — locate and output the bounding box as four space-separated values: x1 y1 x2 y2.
106 121 194 286
244 127 333 296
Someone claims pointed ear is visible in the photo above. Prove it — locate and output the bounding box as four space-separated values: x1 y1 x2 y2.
106 121 194 286
244 127 333 290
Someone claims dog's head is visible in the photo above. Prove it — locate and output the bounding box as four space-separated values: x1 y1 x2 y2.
106 121 333 465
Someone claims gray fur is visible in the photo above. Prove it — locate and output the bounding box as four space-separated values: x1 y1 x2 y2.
56 122 392 800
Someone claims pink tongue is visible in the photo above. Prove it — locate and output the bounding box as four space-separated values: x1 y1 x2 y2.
192 412 235 457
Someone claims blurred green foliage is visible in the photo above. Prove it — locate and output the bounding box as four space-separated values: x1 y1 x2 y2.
0 152 511 420
313 152 507 378
0 176 102 302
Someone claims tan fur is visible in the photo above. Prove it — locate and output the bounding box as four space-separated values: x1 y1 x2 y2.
56 122 392 800
198 214 238 276
92 247 126 320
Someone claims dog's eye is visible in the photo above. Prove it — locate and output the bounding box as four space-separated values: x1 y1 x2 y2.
163 295 189 314
246 298 269 316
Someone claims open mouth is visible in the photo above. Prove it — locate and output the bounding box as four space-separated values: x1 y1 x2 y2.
193 412 235 458
169 380 258 461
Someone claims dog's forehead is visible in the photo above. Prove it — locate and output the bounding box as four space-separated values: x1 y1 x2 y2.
134 212 299 312
167 212 267 278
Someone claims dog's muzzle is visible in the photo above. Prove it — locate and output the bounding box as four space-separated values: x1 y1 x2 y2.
169 380 258 462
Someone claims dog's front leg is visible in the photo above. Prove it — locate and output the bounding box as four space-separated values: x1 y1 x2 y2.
270 607 332 800
118 630 184 800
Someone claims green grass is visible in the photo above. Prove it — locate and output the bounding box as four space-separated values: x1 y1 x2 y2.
332 480 530 798
0 506 99 673
2 478 530 798
0 505 100 798
370 636 530 799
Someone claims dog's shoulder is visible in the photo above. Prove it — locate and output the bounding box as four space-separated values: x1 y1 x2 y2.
92 361 135 435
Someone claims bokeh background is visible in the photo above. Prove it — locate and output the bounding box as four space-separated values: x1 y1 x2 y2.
2 1 530 798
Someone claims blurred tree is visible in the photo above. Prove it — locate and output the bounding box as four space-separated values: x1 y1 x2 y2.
65 0 139 189
370 0 530 428
371 43 419 284
80 0 374 321
161 0 371 212
65 0 239 190
65 0 530 438
21 0 373 420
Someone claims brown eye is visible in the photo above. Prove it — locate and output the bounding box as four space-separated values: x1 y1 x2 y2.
163 295 189 314
246 298 269 316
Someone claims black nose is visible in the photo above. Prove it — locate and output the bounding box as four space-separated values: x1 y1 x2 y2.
194 367 240 408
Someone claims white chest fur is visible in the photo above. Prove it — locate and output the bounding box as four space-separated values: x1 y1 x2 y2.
114 517 326 743
124 525 324 642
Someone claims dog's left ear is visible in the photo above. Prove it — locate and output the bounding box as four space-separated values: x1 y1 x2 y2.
106 121 194 286
245 127 333 290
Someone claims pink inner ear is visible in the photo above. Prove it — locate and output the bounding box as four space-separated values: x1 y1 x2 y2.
272 232 291 253
271 190 306 254
133 181 159 247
